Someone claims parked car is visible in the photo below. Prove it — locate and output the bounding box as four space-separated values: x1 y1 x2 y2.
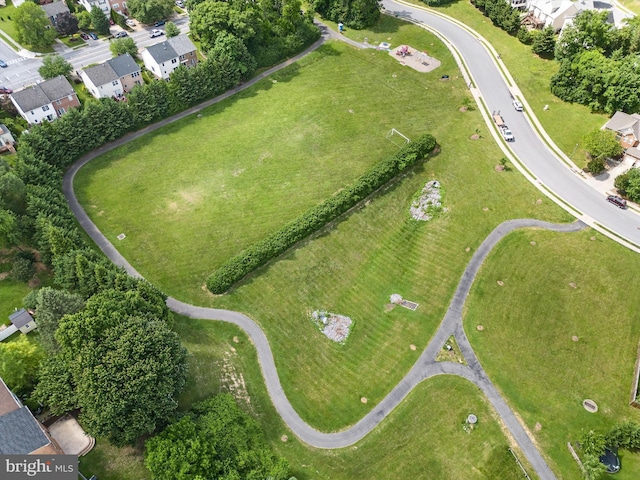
149 29 164 38
109 19 115 25
0 86 12 94
607 195 627 209
0 60 7 68
114 31 128 38
154 20 165 27
126 19 136 27
512 100 523 112
88 32 98 40
80 33 90 40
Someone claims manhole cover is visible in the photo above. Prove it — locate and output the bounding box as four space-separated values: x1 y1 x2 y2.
467 414 477 424
583 399 598 413
117 233 126 240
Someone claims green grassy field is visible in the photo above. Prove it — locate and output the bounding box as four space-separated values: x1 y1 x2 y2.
394 0 609 166
464 227 640 479
81 316 537 480
76 20 571 432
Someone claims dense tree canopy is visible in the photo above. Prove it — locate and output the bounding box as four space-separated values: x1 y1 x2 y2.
145 394 291 480
555 10 614 62
39 55 73 80
34 285 187 446
127 0 175 25
312 0 380 29
189 0 319 66
14 2 57 50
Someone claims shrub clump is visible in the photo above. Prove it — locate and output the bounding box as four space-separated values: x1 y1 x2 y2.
206 133 437 294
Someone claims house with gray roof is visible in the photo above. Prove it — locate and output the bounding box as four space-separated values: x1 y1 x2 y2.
8 309 37 334
603 111 640 150
141 34 198 80
79 53 143 99
41 1 70 27
10 76 80 125
0 377 63 455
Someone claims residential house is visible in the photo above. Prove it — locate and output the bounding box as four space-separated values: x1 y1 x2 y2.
80 53 143 99
78 0 126 17
603 111 640 149
41 1 70 27
0 377 64 455
603 111 640 166
10 76 80 125
8 309 37 334
524 0 632 32
141 34 198 80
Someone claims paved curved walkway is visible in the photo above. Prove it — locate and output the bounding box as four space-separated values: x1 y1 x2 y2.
61 19 591 480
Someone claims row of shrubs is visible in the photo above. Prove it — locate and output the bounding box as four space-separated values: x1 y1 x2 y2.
206 133 438 294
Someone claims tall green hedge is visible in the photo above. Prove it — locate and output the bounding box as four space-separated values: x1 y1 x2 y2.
206 133 437 294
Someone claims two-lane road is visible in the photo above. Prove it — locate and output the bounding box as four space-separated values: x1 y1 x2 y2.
383 0 640 250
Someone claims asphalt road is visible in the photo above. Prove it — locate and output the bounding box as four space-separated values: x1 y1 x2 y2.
383 0 640 251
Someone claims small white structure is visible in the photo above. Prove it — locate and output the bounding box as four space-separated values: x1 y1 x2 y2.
8 309 37 334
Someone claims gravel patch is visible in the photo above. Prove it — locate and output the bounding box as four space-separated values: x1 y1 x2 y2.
310 310 353 344
410 180 446 221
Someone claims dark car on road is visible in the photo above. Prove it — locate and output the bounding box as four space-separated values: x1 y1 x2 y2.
154 20 165 27
88 32 98 40
607 195 627 209
114 31 128 38
0 60 7 68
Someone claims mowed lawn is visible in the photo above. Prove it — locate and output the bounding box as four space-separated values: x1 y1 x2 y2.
80 316 537 480
76 18 571 432
464 228 640 479
75 38 446 294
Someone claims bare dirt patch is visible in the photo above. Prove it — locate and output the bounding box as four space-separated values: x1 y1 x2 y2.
387 45 441 73
470 134 480 140
220 351 252 409
0 272 9 280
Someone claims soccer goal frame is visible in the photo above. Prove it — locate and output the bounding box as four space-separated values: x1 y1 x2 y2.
386 128 411 147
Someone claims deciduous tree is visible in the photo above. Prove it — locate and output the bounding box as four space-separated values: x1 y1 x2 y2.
164 21 180 37
110 37 138 57
14 2 57 50
0 336 45 396
54 11 79 36
145 394 291 480
127 0 174 25
38 55 73 80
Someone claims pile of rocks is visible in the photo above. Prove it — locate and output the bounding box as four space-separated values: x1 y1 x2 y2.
310 310 353 344
410 180 446 221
